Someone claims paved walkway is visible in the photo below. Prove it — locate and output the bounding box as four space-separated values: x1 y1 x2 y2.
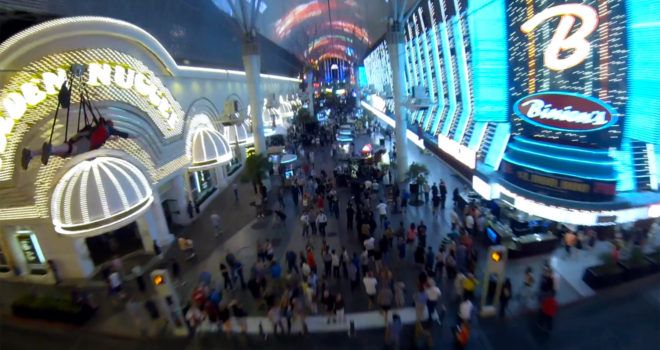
2 118 654 341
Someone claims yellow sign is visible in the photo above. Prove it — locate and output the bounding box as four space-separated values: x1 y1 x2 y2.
152 274 165 286
490 251 502 263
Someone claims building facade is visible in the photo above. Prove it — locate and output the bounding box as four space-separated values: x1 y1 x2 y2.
0 17 300 283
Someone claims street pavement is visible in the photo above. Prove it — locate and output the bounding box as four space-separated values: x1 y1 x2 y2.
1 124 659 349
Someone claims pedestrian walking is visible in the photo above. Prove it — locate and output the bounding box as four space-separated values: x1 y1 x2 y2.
425 282 442 324
376 200 388 226
423 182 430 203
499 278 512 319
335 293 345 323
394 281 406 308
220 263 233 290
439 181 447 209
316 210 328 237
453 321 470 350
210 212 222 237
538 295 557 332
346 203 355 231
286 250 299 274
397 235 406 260
432 195 441 218
331 249 341 279
386 314 403 350
377 286 394 320
363 271 378 309
233 183 239 202
300 211 310 238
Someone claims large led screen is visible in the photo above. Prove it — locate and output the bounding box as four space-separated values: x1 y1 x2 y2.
507 0 627 149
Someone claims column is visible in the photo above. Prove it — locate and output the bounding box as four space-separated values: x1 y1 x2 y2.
388 26 410 182
306 69 315 117
242 41 267 155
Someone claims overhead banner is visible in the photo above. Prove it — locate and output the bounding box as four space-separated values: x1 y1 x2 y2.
507 0 627 149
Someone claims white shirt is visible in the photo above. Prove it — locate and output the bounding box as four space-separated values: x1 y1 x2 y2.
364 180 372 189
300 214 309 225
372 182 379 191
364 237 375 250
363 276 378 295
426 287 441 302
376 203 388 215
210 214 221 227
465 215 475 229
108 272 122 288
316 213 327 224
459 300 473 320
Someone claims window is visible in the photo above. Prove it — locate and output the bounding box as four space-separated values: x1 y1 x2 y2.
189 169 216 205
15 231 45 266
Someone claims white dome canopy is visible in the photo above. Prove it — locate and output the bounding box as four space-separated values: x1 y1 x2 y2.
190 128 232 169
51 157 153 236
224 121 254 145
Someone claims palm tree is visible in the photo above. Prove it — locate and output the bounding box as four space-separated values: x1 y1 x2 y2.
241 153 271 187
406 162 429 205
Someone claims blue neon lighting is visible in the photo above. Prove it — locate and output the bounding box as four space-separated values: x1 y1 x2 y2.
451 0 474 143
502 156 618 182
626 0 660 145
514 136 610 155
506 142 617 165
468 0 508 123
512 91 620 133
485 123 510 170
413 25 425 95
422 107 435 131
406 24 420 89
438 19 458 136
417 10 436 103
427 4 446 133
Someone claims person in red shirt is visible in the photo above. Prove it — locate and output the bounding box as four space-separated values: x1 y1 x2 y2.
316 194 325 210
22 118 130 169
306 247 317 273
539 295 558 332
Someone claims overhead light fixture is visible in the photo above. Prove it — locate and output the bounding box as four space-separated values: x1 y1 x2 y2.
331 63 339 70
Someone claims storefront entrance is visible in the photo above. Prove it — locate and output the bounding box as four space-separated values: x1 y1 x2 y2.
85 222 143 265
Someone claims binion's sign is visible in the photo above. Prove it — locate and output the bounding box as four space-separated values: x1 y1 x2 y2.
513 92 618 132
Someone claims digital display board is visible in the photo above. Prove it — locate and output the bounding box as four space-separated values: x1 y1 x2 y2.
507 0 627 149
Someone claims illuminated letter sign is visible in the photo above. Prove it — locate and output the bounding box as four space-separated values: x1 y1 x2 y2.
514 92 618 132
521 4 599 71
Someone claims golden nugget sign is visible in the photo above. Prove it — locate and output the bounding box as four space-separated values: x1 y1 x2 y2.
1 62 179 130
0 49 184 177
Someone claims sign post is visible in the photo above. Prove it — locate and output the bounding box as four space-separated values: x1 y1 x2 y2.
150 269 189 336
479 245 508 318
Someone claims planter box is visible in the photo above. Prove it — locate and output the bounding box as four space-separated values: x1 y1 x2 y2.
582 264 625 289
618 259 658 281
11 295 96 325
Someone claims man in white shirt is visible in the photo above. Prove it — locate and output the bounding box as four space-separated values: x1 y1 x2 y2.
316 210 328 237
364 236 376 254
362 272 378 309
458 297 473 323
210 213 222 237
376 200 388 225
300 212 310 238
425 283 442 323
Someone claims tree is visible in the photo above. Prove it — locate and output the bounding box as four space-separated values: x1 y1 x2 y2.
241 153 271 186
406 162 429 186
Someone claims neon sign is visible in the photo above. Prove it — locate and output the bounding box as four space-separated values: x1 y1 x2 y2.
1 63 179 133
520 4 599 71
514 92 618 132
